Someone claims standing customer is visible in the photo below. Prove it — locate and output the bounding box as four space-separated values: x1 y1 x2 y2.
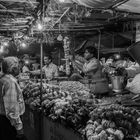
0 57 25 140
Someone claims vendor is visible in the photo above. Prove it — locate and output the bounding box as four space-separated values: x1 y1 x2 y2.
22 60 30 73
82 46 109 94
31 55 59 80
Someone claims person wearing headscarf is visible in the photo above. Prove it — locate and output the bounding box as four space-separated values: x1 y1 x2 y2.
0 57 25 140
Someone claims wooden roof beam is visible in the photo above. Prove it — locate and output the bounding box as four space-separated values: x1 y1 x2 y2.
0 28 21 31
0 25 29 28
0 9 24 13
0 3 7 9
0 0 38 4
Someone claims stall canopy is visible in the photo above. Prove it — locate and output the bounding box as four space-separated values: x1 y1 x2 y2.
117 0 140 14
71 0 126 9
71 0 140 14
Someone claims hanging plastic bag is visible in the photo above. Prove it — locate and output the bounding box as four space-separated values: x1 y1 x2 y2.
126 73 140 94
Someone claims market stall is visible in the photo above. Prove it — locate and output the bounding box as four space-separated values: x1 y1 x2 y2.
1 0 140 140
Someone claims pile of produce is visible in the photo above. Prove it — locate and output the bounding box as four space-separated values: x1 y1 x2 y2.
59 81 90 98
22 81 41 108
42 97 97 133
85 104 140 140
22 81 97 132
23 81 69 108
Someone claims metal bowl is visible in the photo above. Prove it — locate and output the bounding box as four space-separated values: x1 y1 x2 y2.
111 76 124 93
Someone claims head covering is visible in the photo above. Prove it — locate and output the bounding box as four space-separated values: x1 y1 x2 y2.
2 57 19 74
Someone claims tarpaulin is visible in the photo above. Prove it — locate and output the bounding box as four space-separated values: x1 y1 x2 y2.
72 0 124 8
117 0 140 13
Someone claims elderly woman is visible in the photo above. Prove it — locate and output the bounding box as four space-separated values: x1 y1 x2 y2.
0 57 25 140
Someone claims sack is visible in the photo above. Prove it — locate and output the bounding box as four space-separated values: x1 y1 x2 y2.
126 74 140 94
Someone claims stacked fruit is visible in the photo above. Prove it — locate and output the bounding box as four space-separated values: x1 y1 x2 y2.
59 81 90 98
23 81 97 132
85 104 140 140
23 82 68 108
22 81 41 108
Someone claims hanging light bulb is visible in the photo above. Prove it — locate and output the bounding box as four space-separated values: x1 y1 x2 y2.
25 60 29 64
21 42 27 48
37 23 43 31
3 41 8 46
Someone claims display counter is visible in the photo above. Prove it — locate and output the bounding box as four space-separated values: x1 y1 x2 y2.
22 80 140 140
23 105 41 140
42 116 83 140
23 105 83 140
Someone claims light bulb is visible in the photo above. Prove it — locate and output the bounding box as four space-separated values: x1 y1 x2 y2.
25 60 29 64
37 23 43 30
21 42 26 48
3 42 8 46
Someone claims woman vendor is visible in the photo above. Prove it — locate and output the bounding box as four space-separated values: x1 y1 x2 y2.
82 46 109 94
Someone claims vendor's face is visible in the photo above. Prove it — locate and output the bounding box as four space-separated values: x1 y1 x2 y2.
44 56 51 65
84 50 93 60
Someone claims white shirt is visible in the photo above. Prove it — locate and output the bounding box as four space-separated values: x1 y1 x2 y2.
22 65 30 73
42 63 58 79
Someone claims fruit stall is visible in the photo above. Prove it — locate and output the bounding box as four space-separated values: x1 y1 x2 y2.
1 0 140 140
22 79 140 140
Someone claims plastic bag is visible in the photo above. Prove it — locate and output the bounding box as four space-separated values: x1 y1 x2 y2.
126 74 140 94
